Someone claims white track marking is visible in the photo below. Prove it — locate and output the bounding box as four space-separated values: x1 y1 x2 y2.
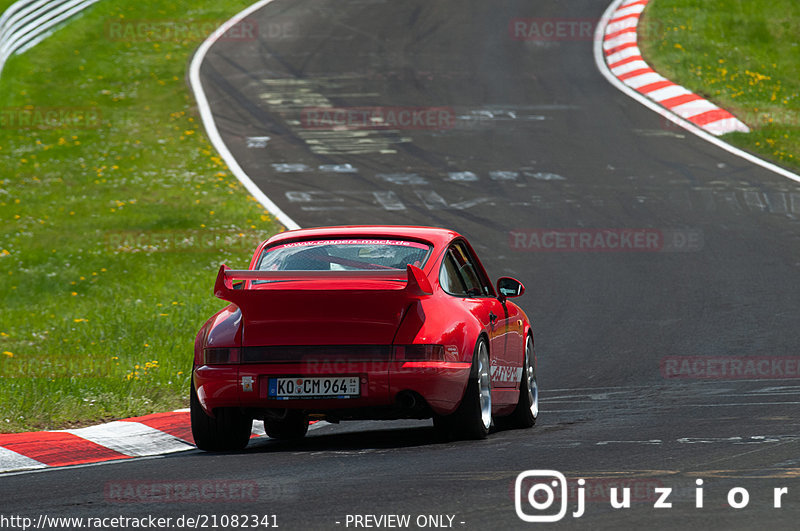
447 171 479 182
271 163 311 173
595 0 800 185
246 136 271 148
596 440 662 446
285 190 407 212
376 173 428 185
489 171 519 181
790 194 800 213
743 191 767 211
319 163 358 173
524 171 566 181
189 0 301 230
415 190 449 210
764 192 788 213
372 191 406 211
450 197 491 210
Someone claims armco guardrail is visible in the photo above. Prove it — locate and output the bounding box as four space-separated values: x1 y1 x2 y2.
0 0 100 77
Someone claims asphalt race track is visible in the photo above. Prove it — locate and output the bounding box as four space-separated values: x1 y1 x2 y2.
4 0 800 528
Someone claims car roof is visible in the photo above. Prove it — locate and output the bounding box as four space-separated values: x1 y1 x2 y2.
262 225 462 249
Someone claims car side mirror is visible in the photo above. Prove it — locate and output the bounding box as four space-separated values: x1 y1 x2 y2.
497 277 525 301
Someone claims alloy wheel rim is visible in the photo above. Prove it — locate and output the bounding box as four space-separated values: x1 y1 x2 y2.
526 337 538 418
478 343 491 430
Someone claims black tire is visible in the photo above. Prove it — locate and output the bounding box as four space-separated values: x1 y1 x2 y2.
504 334 538 429
190 378 252 451
264 411 309 441
434 338 492 440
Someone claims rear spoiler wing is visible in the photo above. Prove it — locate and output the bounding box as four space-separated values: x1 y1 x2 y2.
214 264 433 302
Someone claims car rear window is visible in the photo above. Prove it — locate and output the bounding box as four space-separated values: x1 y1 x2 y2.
256 239 433 271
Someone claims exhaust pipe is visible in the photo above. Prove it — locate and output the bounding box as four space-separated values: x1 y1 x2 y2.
396 391 418 410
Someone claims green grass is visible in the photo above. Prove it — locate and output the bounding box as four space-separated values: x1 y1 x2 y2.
0 1 283 432
639 0 800 170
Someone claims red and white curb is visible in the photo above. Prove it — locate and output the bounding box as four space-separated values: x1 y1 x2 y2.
0 410 196 473
595 0 800 184
601 0 749 136
0 410 271 474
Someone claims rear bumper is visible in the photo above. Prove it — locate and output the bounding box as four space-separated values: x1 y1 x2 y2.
193 360 472 417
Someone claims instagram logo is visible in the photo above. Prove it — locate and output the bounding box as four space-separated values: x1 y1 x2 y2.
515 470 583 522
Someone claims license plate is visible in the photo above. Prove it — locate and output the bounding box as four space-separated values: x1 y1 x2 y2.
268 376 360 399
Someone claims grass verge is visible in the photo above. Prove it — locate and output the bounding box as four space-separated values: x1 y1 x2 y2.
0 1 282 432
639 0 800 171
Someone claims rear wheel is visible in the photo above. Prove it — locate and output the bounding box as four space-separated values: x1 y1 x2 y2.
434 338 492 440
504 335 538 428
264 411 309 440
190 378 252 451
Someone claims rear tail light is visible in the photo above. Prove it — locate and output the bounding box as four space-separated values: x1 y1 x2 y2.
204 345 456 364
393 345 445 361
203 347 241 365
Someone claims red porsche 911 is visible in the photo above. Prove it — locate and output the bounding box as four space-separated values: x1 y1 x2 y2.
191 226 537 450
